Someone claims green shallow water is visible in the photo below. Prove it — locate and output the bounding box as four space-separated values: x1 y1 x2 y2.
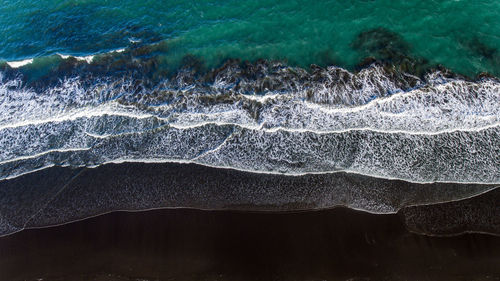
0 0 499 76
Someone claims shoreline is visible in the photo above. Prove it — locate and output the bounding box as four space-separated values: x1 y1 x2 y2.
0 162 498 238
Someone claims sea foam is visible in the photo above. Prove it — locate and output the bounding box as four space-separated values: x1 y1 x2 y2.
0 62 499 184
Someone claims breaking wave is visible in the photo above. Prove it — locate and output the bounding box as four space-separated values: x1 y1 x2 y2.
0 57 498 183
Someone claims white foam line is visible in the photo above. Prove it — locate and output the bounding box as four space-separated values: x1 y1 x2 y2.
57 54 71 59
4 189 500 239
191 130 236 161
65 47 126 63
84 132 114 139
1 108 498 136
1 164 57 181
76 55 94 64
2 118 497 182
0 105 158 131
242 93 283 103
1 156 499 185
91 158 500 185
4 47 129 71
6 58 33 68
0 205 398 239
83 125 169 139
57 53 95 64
404 185 500 209
168 121 500 136
305 80 499 114
0 148 91 165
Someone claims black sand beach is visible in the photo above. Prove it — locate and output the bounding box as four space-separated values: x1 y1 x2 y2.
1 162 498 280
1 207 499 281
1 1 499 280
1 162 498 237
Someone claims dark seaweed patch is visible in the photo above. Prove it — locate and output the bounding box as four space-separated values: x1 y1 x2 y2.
180 54 206 74
30 42 171 88
464 37 498 60
3 37 495 97
316 49 343 68
460 36 500 75
351 27 434 78
351 27 410 62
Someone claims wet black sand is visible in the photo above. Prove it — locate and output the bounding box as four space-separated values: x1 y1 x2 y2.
0 207 499 281
1 163 497 237
0 162 499 280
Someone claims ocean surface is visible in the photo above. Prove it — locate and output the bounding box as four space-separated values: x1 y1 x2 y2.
0 0 499 75
0 0 499 239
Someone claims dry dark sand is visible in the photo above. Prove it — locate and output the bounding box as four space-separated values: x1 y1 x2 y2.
0 207 499 281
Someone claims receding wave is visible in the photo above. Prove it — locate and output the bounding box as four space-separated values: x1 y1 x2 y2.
0 162 497 237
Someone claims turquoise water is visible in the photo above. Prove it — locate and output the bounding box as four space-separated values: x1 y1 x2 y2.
0 0 499 76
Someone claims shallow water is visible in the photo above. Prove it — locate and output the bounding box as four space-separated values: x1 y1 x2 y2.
0 0 499 76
